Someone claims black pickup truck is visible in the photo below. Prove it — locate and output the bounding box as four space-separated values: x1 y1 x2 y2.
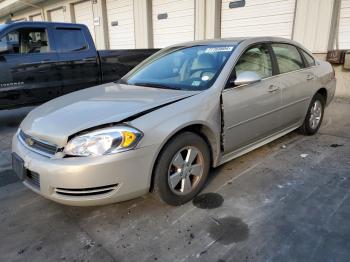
0 21 159 110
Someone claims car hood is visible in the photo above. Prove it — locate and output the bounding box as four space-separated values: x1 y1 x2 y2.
20 83 199 147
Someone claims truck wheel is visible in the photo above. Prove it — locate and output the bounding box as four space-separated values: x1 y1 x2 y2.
153 132 210 206
299 93 325 135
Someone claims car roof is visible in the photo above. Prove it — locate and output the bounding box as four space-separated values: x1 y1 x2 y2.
0 21 87 28
172 36 297 46
166 36 312 55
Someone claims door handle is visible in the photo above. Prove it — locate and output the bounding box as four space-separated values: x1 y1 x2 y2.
268 85 280 93
306 74 314 81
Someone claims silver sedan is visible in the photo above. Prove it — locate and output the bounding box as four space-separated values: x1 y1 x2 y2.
12 37 336 206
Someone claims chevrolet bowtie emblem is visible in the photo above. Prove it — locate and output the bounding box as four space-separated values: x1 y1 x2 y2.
25 137 34 146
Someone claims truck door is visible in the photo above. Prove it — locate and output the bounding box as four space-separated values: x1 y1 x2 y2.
52 26 100 95
0 25 60 109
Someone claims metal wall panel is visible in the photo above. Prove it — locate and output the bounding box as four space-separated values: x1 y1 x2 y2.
48 8 65 22
106 0 135 49
152 0 195 48
339 0 350 49
293 0 334 53
30 13 42 21
73 0 95 41
221 0 296 39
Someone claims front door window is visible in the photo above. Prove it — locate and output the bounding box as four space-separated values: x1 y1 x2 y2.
0 28 49 54
235 44 273 81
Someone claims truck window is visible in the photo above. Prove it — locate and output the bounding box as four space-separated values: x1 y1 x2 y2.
54 28 88 52
0 31 19 54
0 28 49 54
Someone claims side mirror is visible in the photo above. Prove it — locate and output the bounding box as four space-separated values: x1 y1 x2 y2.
234 71 262 86
0 42 13 55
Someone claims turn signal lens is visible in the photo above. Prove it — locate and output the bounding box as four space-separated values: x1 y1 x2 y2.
121 131 137 147
64 125 143 157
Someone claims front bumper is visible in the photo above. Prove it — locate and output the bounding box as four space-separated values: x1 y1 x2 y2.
12 135 159 206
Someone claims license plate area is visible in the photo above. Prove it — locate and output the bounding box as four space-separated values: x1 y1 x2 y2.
12 153 25 181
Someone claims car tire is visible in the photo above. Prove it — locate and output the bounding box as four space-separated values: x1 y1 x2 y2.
299 93 325 135
153 132 210 206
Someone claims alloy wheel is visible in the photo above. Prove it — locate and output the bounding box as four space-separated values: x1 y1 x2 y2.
309 100 323 129
167 146 204 195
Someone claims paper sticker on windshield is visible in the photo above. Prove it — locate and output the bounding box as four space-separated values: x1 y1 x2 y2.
205 46 234 53
191 81 201 86
201 75 210 81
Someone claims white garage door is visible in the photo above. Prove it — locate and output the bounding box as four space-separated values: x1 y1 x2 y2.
106 0 135 49
73 1 95 41
221 0 296 39
30 14 42 21
152 0 195 48
339 0 350 49
49 8 65 22
292 0 334 53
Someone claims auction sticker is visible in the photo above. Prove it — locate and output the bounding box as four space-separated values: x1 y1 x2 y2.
201 75 210 81
205 46 234 53
191 81 201 86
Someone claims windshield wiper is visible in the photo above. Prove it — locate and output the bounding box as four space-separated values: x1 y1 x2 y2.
132 82 181 90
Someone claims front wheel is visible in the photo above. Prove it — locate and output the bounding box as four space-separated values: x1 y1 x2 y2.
299 93 325 135
153 132 210 206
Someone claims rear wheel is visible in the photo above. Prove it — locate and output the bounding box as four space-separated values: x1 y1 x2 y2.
153 132 210 206
299 93 325 135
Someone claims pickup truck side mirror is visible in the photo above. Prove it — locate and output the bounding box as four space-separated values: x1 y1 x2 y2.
0 42 14 55
234 71 262 86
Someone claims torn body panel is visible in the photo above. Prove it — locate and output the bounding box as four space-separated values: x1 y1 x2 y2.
220 94 225 153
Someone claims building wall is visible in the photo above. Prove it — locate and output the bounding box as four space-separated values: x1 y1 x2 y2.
1 0 346 51
221 0 296 39
339 0 350 49
0 0 349 97
293 0 334 53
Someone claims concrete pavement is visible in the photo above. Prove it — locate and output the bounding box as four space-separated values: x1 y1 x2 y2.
0 100 349 262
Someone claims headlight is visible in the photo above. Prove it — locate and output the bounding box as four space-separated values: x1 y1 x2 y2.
64 125 143 157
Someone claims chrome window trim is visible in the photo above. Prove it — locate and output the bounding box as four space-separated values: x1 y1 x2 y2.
223 41 318 92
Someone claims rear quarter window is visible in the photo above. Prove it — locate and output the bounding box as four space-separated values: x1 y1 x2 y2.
300 49 316 67
54 28 88 52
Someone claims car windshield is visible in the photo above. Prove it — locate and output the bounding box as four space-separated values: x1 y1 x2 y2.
122 45 236 91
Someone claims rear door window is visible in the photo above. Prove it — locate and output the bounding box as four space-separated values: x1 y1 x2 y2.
271 43 304 74
54 28 88 52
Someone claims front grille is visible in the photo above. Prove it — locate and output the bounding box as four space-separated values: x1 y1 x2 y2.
19 130 58 157
25 170 40 189
55 184 118 197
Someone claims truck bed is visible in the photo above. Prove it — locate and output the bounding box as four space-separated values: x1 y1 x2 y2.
98 49 160 84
